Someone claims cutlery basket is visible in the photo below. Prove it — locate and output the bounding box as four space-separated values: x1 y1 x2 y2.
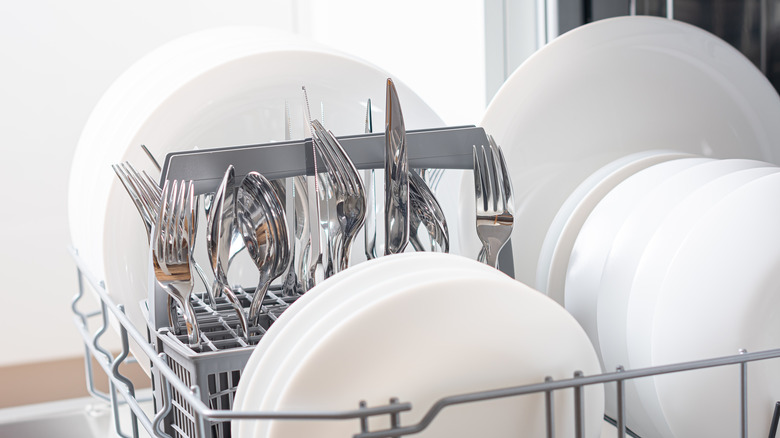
147 287 293 438
139 124 517 438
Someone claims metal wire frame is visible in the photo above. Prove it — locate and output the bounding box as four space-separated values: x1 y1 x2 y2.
72 247 780 438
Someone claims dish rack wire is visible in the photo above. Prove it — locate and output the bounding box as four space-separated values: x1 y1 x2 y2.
72 126 780 438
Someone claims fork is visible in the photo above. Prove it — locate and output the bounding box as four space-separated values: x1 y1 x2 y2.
112 162 160 238
311 119 367 273
152 179 201 349
113 161 216 306
473 136 515 268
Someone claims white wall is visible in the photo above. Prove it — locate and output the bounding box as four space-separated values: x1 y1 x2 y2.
0 0 486 366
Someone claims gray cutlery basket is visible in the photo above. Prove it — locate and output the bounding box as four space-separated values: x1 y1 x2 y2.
148 287 292 438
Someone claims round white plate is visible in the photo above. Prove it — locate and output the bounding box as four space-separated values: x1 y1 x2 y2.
70 26 307 273
565 156 708 362
624 163 779 438
595 158 772 437
232 253 499 437
538 149 690 303
242 256 604 438
239 257 503 438
80 27 444 366
475 15 780 290
650 172 780 437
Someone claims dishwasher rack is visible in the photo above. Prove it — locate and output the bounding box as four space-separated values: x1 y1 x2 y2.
72 125 780 438
71 248 780 438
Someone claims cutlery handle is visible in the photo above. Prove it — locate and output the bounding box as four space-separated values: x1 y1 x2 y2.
221 284 249 341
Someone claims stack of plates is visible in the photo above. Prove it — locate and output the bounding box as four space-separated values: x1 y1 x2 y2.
466 14 780 438
564 156 780 437
67 25 445 369
464 15 780 293
232 253 604 438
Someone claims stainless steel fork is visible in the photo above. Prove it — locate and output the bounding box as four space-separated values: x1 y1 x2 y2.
152 179 201 349
114 161 215 306
311 119 367 273
473 136 515 268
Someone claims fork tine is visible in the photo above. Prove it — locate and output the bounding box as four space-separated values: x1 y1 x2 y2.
320 129 357 196
488 140 506 213
122 162 159 224
473 145 485 213
175 180 187 261
154 180 170 274
185 180 196 249
142 169 162 198
481 145 498 213
165 180 178 265
324 126 364 197
112 164 150 231
492 137 514 214
311 121 348 191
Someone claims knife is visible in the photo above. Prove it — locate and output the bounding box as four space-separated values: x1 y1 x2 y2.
303 87 326 289
384 78 410 255
363 98 378 259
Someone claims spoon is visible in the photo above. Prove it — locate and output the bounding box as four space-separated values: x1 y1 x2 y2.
237 171 291 327
206 165 249 339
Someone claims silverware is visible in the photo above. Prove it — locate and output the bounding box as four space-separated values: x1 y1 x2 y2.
112 162 159 239
363 99 379 260
237 172 291 326
114 161 216 307
206 165 249 339
303 87 327 289
311 119 367 272
152 179 201 349
473 137 515 268
408 169 450 252
384 78 410 255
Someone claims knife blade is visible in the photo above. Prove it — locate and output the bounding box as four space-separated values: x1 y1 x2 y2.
384 78 410 255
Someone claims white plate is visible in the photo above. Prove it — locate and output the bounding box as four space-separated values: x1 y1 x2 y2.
239 256 501 438
595 158 772 437
624 163 779 438
69 26 307 274
565 157 708 364
241 255 604 438
475 15 780 290
650 172 780 437
84 28 444 367
538 149 690 303
232 253 499 437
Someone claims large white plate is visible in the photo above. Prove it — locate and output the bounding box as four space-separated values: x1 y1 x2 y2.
595 158 771 437
239 254 604 438
538 149 689 303
564 156 707 363
69 26 307 274
650 172 780 437
624 163 779 438
70 26 444 372
472 15 780 291
232 253 499 437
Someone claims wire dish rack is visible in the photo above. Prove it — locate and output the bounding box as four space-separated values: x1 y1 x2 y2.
71 247 780 438
71 126 780 438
